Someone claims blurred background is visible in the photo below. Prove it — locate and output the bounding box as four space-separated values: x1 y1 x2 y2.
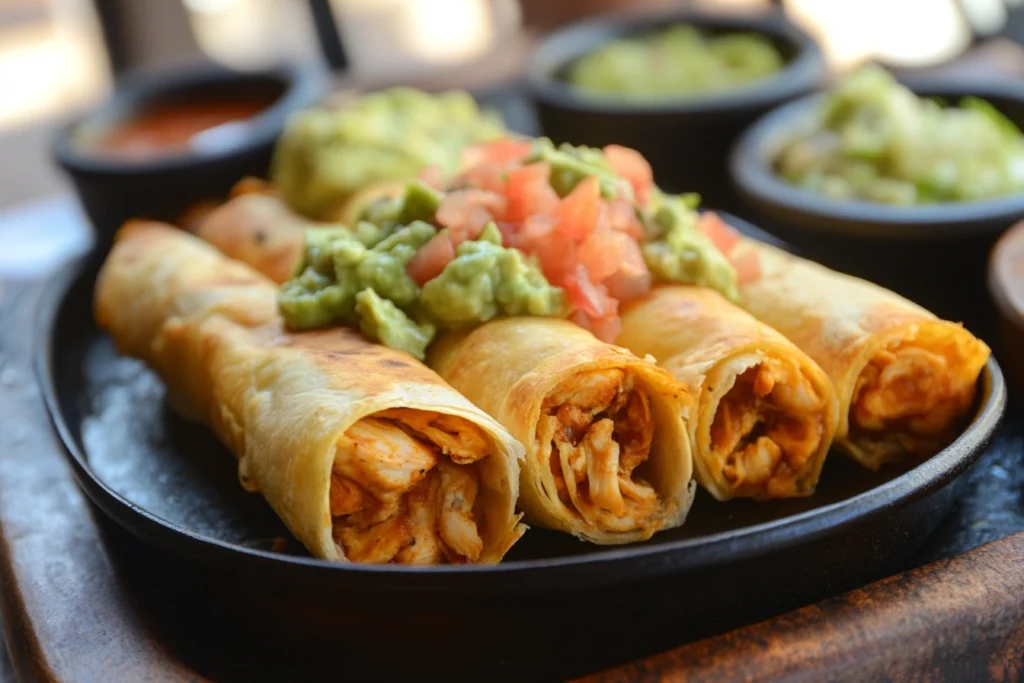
4 0 1024 209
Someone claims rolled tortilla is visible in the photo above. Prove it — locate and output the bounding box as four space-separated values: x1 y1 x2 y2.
617 286 839 501
95 222 526 564
189 179 408 284
701 214 991 469
429 319 696 544
191 188 308 285
192 196 699 543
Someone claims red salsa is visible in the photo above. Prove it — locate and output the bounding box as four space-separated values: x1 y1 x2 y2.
90 95 276 160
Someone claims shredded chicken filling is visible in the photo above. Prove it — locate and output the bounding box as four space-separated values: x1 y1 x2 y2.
710 360 825 498
851 344 977 452
537 370 659 531
329 411 493 564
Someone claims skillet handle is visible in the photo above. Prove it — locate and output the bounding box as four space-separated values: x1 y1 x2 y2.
576 532 1024 683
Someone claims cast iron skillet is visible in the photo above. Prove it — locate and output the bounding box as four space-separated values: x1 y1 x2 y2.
38 217 1006 681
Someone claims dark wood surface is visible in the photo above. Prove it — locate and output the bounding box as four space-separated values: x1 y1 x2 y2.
0 278 206 683
578 532 1024 683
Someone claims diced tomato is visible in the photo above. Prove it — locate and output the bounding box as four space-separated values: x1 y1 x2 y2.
516 213 557 245
527 232 578 283
459 139 533 170
697 212 740 257
588 313 623 343
417 164 447 190
577 231 632 282
496 221 519 247
562 264 612 317
569 309 622 343
553 175 601 242
606 199 644 239
436 189 507 241
505 163 558 223
454 163 509 194
406 233 456 285
732 250 762 285
603 145 654 206
603 240 652 302
604 269 651 302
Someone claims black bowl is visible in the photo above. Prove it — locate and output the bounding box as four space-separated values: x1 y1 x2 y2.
730 77 1024 334
54 62 325 255
526 9 826 208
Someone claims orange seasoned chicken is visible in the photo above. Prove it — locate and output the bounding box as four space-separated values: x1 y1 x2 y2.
330 412 515 565
537 369 664 534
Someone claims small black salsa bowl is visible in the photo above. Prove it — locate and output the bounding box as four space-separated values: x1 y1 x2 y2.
729 77 1024 333
54 62 325 255
526 10 826 208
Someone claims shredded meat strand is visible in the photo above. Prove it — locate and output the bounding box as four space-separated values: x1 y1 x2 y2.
710 359 825 498
538 370 660 531
852 346 973 440
330 412 492 565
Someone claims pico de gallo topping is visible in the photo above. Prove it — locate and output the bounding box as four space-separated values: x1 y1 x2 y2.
279 137 738 358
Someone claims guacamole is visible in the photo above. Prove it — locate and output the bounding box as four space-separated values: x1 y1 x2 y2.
421 224 566 325
279 186 565 359
271 88 507 221
568 24 784 101
643 191 739 301
525 138 631 200
775 65 1024 204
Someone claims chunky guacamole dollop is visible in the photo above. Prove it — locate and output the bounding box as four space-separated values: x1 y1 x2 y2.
271 88 507 221
279 137 738 355
279 183 566 359
644 191 739 300
568 24 784 101
775 65 1024 205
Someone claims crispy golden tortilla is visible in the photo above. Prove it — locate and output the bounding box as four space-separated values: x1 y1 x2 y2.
95 222 525 564
729 235 990 469
429 318 696 544
618 286 839 500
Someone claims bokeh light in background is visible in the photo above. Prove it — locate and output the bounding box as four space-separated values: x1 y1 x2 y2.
0 0 109 129
0 0 1021 162
183 0 318 69
785 0 972 68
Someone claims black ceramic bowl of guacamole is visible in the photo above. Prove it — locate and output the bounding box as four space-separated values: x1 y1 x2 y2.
526 10 826 208
729 76 1024 333
54 62 325 256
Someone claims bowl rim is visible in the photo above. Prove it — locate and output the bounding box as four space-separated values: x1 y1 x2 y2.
36 257 1007 597
53 61 325 178
730 78 1024 238
525 8 826 116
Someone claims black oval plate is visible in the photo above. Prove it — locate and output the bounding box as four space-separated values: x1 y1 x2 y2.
38 247 1006 681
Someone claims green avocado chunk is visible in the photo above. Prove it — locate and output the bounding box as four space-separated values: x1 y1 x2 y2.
525 138 630 200
641 192 739 301
355 288 435 360
279 218 564 358
420 224 566 326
